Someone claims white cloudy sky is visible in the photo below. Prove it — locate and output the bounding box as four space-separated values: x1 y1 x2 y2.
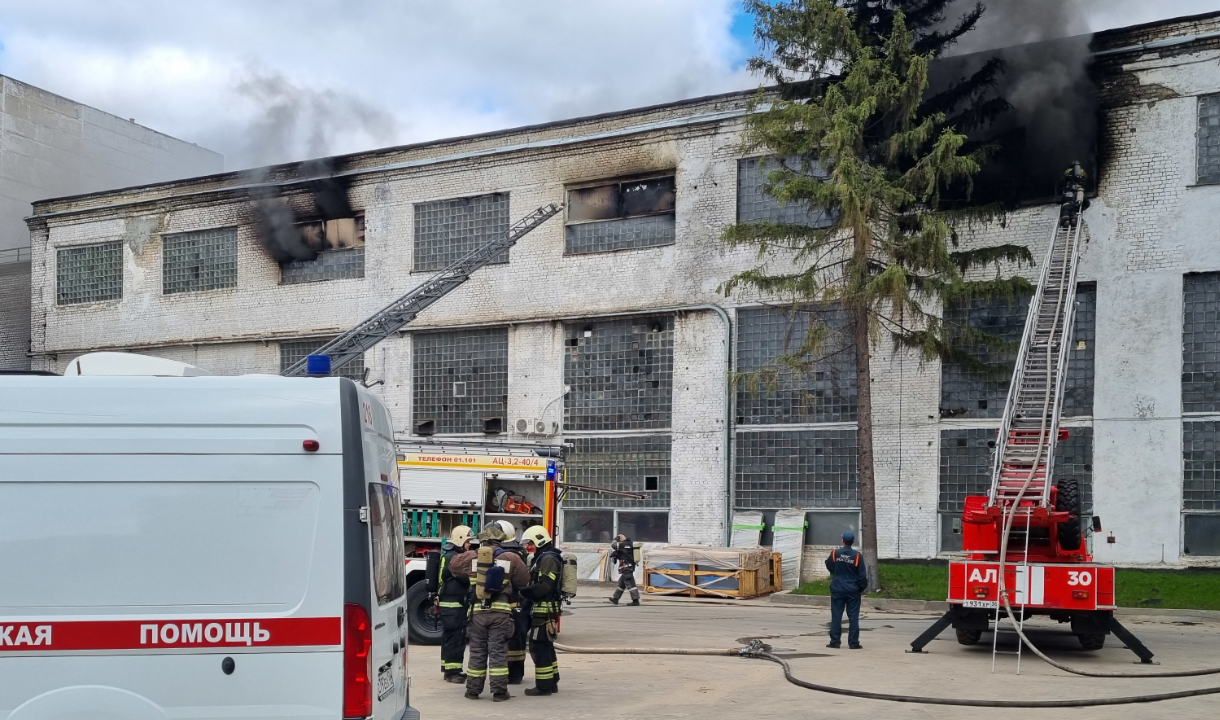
0 0 1214 170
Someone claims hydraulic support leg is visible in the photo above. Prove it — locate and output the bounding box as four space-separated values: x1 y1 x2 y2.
1103 614 1156 664
908 605 967 653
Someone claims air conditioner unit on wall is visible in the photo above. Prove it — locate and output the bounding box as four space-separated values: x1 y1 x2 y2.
533 419 553 435
514 418 558 436
515 418 532 434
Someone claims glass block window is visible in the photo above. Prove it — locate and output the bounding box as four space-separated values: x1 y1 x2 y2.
564 316 674 432
1198 94 1220 185
1183 421 1220 511
281 248 365 284
736 305 856 424
1183 272 1220 412
56 242 122 305
734 429 859 509
413 193 509 272
939 427 1093 513
412 327 508 435
279 339 365 383
940 286 1095 419
163 228 238 294
737 157 833 226
564 435 671 509
565 176 675 254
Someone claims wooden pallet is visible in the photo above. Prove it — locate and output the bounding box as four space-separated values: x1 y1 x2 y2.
644 552 781 599
769 552 784 593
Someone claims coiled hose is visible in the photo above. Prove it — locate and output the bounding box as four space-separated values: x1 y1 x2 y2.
554 641 1220 706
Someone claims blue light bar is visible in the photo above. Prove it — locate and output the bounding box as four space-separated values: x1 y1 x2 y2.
305 354 332 376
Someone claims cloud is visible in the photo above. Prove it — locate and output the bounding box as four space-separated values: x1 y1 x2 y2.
0 0 754 170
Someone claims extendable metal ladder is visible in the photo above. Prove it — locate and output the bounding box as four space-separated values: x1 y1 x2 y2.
988 213 1087 510
282 203 562 376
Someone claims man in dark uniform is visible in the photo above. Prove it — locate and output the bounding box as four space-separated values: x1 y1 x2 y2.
494 520 530 685
520 525 563 696
437 525 473 682
825 531 868 650
607 534 639 605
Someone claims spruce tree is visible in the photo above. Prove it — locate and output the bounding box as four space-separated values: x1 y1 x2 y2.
726 0 1032 590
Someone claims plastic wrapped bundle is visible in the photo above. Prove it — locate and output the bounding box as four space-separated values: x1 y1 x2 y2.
771 509 806 591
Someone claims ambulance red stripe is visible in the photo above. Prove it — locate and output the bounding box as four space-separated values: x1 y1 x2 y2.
0 617 340 651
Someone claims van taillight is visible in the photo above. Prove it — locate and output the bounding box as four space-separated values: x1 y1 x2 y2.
343 603 372 718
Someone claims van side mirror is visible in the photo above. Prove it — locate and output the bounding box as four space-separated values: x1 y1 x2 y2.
1092 516 1102 532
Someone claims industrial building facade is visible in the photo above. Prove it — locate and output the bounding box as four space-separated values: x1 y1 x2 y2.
25 13 1220 569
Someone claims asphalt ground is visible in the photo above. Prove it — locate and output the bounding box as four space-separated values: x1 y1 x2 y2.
409 592 1220 720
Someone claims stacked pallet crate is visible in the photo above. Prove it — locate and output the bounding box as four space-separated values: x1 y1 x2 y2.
643 546 780 599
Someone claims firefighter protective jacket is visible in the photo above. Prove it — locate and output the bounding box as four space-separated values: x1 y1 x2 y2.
825 546 869 596
450 543 529 614
521 545 564 627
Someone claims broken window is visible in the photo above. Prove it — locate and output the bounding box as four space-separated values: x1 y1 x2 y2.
412 327 508 435
56 241 122 305
565 175 675 254
563 435 671 509
281 215 366 284
736 305 857 424
563 316 674 431
163 228 238 294
734 429 859 510
279 338 365 383
1198 94 1220 185
414 193 509 272
737 157 834 227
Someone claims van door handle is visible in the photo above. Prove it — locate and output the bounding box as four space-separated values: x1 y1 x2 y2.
393 642 399 654
397 605 406 627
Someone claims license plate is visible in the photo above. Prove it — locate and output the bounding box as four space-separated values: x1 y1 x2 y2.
962 600 998 609
377 664 396 701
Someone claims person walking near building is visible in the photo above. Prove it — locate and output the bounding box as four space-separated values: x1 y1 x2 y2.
607 533 640 605
436 525 474 683
448 524 529 701
495 520 530 685
520 525 564 696
825 531 868 650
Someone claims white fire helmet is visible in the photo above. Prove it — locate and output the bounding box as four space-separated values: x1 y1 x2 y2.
496 519 517 542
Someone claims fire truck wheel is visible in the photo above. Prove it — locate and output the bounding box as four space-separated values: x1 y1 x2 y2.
405 581 444 645
1055 478 1083 551
1078 633 1106 650
955 628 983 645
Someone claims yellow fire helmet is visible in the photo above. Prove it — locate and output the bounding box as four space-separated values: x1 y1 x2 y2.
449 525 473 546
496 519 517 542
522 525 553 549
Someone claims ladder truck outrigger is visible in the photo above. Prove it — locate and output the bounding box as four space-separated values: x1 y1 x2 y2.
910 163 1155 666
280 200 644 643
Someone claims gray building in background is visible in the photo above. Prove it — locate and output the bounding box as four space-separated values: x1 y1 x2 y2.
0 75 222 369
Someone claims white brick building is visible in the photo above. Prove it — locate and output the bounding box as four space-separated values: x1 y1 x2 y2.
0 75 222 370
25 12 1220 572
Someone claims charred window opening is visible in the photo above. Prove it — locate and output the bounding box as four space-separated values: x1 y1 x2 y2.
736 305 856 424
279 338 365 383
563 316 674 431
280 215 366 284
737 157 834 227
565 175 675 254
412 327 508 435
163 228 237 295
1198 95 1220 185
735 429 859 510
414 193 509 272
56 241 122 305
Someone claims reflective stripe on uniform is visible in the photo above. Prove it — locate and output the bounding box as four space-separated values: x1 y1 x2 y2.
473 602 514 613
438 601 464 608
441 661 464 670
507 649 526 661
466 668 487 678
489 667 509 676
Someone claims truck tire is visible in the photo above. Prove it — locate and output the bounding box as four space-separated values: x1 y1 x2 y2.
955 628 983 645
405 581 444 645
1078 633 1105 650
1055 478 1083 551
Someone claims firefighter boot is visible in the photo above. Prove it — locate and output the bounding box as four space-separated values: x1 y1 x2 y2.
608 589 622 604
493 691 511 702
524 687 553 697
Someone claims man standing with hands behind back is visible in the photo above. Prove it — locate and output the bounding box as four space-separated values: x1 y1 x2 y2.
825 531 868 650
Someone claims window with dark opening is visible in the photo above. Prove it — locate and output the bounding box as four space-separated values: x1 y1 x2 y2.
281 215 366 284
565 175 675 254
1198 94 1220 185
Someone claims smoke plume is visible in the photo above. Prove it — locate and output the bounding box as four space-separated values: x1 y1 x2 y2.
248 157 356 263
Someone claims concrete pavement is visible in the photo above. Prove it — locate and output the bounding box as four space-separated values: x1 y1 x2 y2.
409 594 1220 719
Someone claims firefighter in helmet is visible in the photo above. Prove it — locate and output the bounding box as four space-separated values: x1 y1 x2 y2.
447 524 529 701
1059 160 1088 227
495 520 530 685
607 533 640 605
436 525 473 682
519 525 564 696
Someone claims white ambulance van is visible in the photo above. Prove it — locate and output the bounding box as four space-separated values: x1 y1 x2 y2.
0 354 418 720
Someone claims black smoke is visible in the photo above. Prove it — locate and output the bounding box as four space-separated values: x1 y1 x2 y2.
248 157 355 263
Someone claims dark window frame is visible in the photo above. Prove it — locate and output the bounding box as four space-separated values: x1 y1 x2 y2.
563 172 676 255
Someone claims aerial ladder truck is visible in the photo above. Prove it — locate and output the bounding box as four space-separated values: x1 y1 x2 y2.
909 164 1155 666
